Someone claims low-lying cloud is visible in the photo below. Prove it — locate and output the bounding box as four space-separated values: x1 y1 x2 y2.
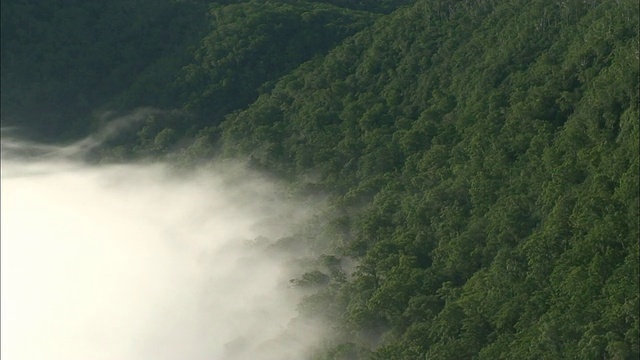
1 135 325 360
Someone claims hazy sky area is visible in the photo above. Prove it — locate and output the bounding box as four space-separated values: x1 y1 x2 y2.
1 135 324 360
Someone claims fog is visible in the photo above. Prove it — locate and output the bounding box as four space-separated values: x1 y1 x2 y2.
1 135 325 360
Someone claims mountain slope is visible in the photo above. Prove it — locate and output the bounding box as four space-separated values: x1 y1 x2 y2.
216 0 639 358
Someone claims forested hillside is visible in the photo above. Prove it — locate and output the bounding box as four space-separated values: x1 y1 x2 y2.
2 0 638 359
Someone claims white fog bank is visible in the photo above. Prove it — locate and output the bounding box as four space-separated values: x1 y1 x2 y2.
1 138 324 360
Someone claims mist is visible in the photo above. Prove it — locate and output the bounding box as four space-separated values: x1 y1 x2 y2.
1 135 326 360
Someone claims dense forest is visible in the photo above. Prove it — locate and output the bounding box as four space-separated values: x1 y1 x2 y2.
2 0 638 358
